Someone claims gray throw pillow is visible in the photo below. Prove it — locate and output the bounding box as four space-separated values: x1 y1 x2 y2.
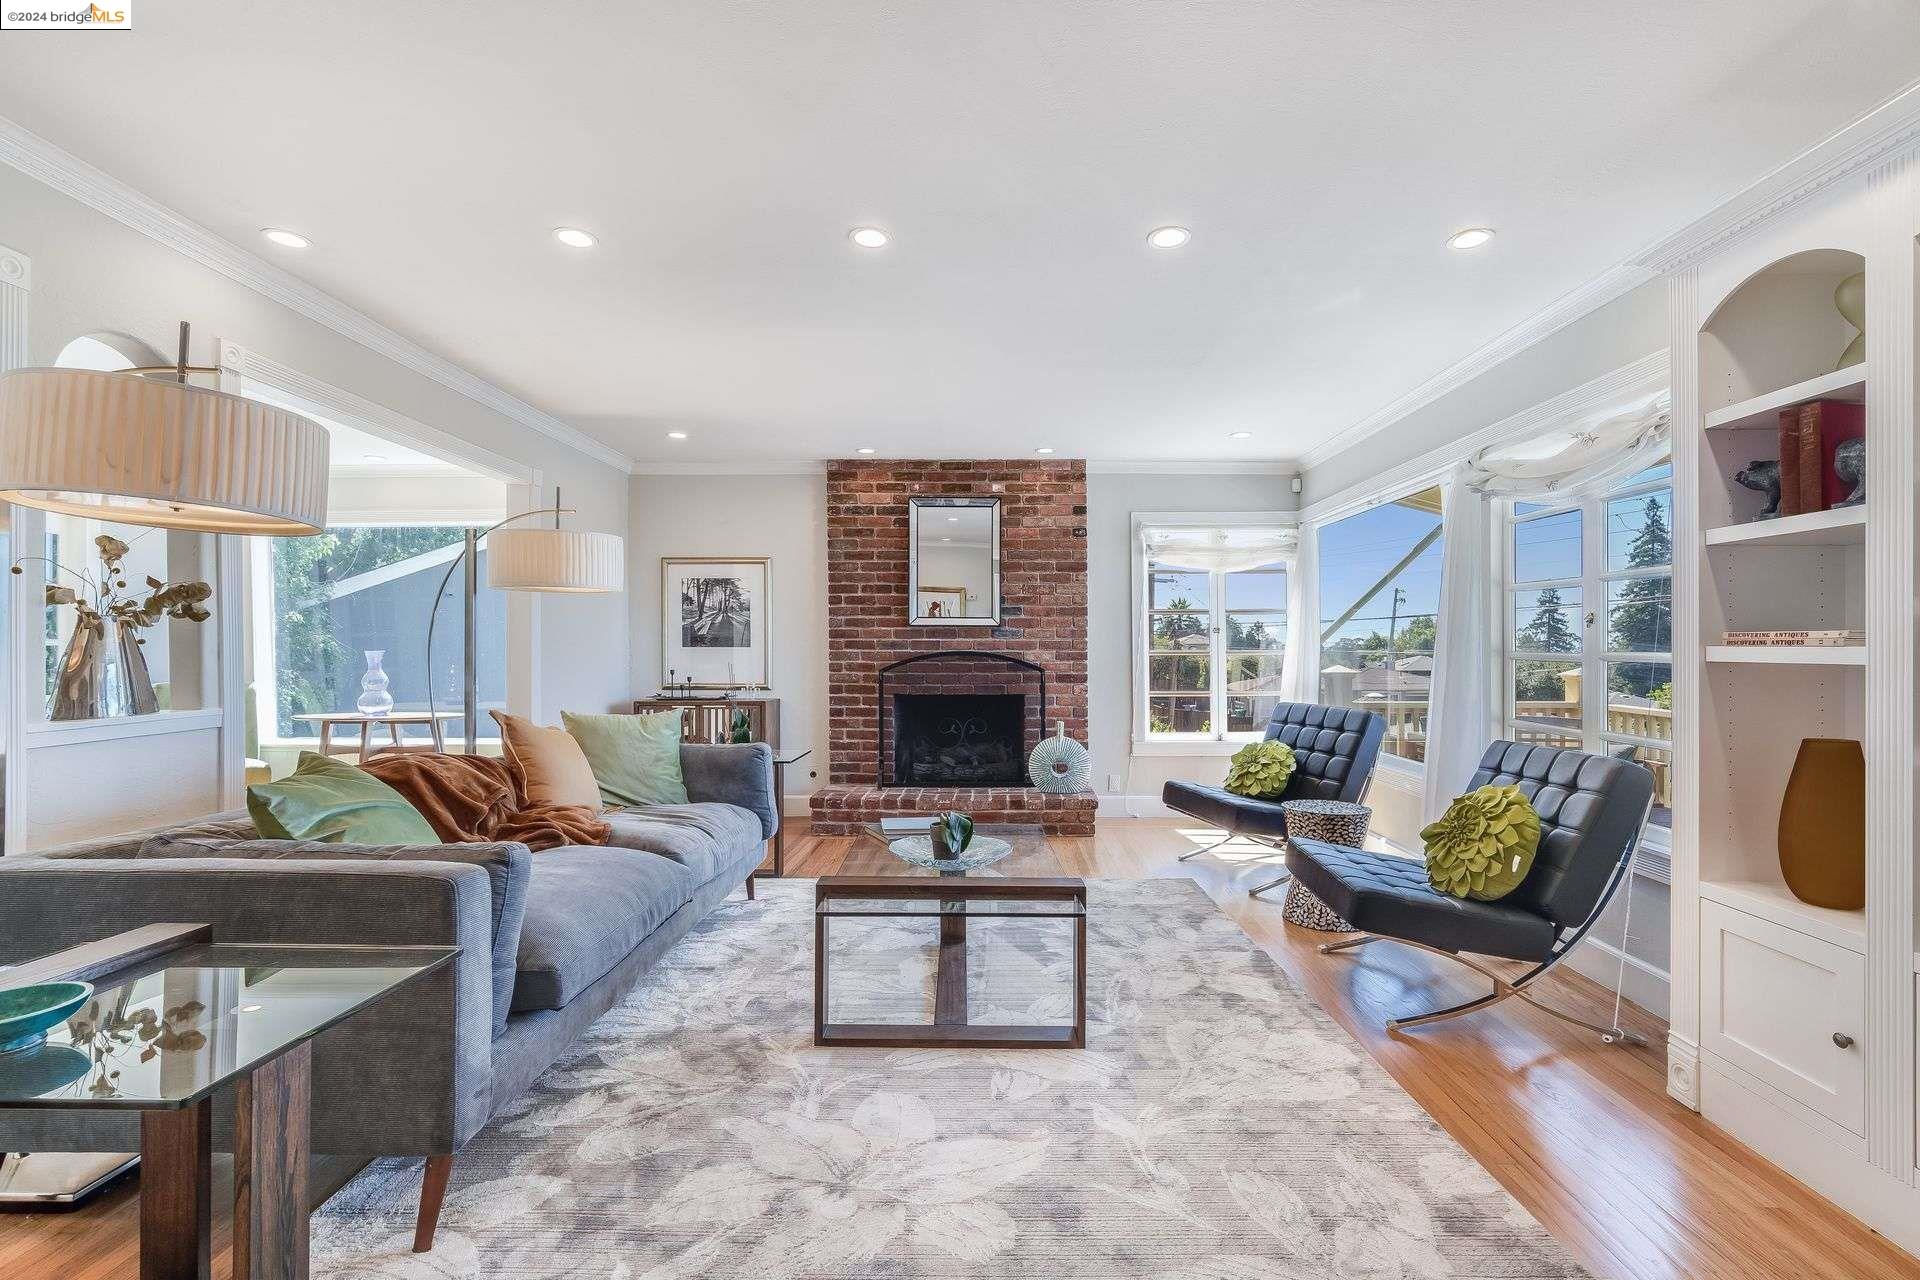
137 834 532 1039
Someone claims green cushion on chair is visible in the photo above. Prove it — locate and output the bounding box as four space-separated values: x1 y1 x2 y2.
1421 783 1541 901
247 751 440 845
1224 740 1297 799
561 710 689 808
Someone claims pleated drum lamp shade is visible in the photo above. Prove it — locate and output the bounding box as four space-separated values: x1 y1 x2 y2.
0 367 329 534
488 526 625 593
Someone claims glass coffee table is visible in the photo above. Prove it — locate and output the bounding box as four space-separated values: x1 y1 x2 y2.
0 924 457 1280
814 873 1087 1049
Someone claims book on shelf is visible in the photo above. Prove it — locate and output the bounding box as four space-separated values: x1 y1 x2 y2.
1776 408 1804 517
1796 404 1823 514
1814 399 1866 510
1774 399 1866 515
1721 629 1864 647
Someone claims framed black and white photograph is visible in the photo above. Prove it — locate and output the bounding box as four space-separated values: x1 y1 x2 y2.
661 557 770 687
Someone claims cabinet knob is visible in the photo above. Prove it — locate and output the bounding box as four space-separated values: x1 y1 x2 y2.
1833 1032 1856 1050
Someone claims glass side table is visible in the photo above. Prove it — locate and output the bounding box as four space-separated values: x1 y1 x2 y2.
0 924 457 1280
814 876 1087 1048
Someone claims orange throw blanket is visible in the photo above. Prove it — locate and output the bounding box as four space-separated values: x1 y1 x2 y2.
361 751 610 852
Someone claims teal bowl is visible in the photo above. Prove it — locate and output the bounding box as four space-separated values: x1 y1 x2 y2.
0 982 93 1055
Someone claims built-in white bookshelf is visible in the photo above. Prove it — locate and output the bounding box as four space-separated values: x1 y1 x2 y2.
1703 504 1864 547
1671 169 1920 1251
1704 644 1866 666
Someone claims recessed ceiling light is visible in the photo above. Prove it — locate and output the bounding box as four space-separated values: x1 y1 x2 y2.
856 446 877 455
361 453 389 464
1447 227 1495 250
261 228 311 249
1227 431 1253 440
947 516 959 522
941 537 952 543
554 227 598 249
849 226 891 249
666 430 688 440
1035 447 1055 455
1147 226 1191 249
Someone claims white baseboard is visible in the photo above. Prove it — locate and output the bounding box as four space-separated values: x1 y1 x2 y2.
1560 935 1670 1021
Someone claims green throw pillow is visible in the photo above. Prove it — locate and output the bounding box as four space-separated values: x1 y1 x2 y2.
1421 783 1542 901
247 752 439 845
561 710 689 808
1224 740 1297 799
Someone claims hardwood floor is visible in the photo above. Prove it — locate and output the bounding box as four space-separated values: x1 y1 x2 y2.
5 817 1917 1279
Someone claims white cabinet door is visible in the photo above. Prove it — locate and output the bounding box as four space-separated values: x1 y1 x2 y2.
1701 901 1865 1134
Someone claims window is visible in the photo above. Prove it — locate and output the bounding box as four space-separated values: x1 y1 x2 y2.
1505 459 1673 833
259 526 506 743
1316 484 1445 764
1139 524 1292 742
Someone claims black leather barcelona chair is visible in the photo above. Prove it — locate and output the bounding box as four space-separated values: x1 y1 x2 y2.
1293 740 1655 1040
1161 702 1386 896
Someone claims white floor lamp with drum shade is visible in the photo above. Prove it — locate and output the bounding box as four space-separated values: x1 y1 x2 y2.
424 489 625 754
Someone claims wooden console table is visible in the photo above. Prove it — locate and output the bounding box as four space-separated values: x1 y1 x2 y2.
632 696 780 749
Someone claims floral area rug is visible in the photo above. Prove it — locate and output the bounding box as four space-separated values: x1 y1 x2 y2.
313 877 1588 1279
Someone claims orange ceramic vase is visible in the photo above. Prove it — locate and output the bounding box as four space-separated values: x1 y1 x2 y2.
1777 737 1866 910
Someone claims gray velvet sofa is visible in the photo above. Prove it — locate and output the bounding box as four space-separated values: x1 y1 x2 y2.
0 741 776 1249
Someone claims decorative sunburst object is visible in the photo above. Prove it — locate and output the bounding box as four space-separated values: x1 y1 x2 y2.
1421 783 1541 901
1028 721 1091 793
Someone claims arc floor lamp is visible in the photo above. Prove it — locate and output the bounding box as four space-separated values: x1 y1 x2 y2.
426 488 625 753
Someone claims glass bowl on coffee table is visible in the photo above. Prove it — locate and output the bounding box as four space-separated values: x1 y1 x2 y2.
858 821 1042 875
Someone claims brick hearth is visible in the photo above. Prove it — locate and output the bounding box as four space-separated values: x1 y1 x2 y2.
811 458 1093 834
809 785 1097 836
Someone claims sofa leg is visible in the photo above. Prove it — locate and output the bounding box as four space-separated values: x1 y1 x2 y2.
413 1154 454 1253
745 873 757 901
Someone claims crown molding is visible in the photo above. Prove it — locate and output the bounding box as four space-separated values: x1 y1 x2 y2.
1301 77 1920 479
634 459 828 476
1296 262 1657 472
1631 78 1920 273
0 115 635 474
0 241 28 292
1300 348 1670 525
1087 459 1300 475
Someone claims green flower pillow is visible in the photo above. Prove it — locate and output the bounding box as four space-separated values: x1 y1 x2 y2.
1421 783 1542 901
1224 740 1297 799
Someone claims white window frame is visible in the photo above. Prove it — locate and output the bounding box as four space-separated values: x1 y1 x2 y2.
1129 512 1297 756
1501 462 1674 868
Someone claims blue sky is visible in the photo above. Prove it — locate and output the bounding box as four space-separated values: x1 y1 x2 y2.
1318 501 1444 636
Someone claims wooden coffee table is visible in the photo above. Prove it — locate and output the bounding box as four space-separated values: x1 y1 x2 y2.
813 875 1087 1048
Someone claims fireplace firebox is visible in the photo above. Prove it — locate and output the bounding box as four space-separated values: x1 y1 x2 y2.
877 651 1046 788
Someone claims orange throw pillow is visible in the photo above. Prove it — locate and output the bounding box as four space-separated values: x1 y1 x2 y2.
490 710 603 811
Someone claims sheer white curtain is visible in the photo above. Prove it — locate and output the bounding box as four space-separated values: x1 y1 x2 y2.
1283 520 1317 703
1420 402 1669 825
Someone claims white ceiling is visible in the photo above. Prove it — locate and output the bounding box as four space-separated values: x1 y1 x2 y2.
3 1 1916 466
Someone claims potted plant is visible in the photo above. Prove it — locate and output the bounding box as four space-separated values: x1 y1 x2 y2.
22 534 213 720
928 810 975 859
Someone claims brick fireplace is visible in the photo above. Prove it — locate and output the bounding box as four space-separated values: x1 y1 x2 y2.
810 459 1094 835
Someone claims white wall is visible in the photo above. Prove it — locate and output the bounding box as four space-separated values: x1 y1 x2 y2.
1 165 632 847
1085 469 1298 809
1303 282 1669 504
628 471 829 805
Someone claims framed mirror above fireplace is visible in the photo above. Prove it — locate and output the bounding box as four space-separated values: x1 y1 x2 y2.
908 496 1000 626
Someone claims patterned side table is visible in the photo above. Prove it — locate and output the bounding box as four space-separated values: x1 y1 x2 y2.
1271 799 1370 932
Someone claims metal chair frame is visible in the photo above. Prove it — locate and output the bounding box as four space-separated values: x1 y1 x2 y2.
1316 796 1653 1044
